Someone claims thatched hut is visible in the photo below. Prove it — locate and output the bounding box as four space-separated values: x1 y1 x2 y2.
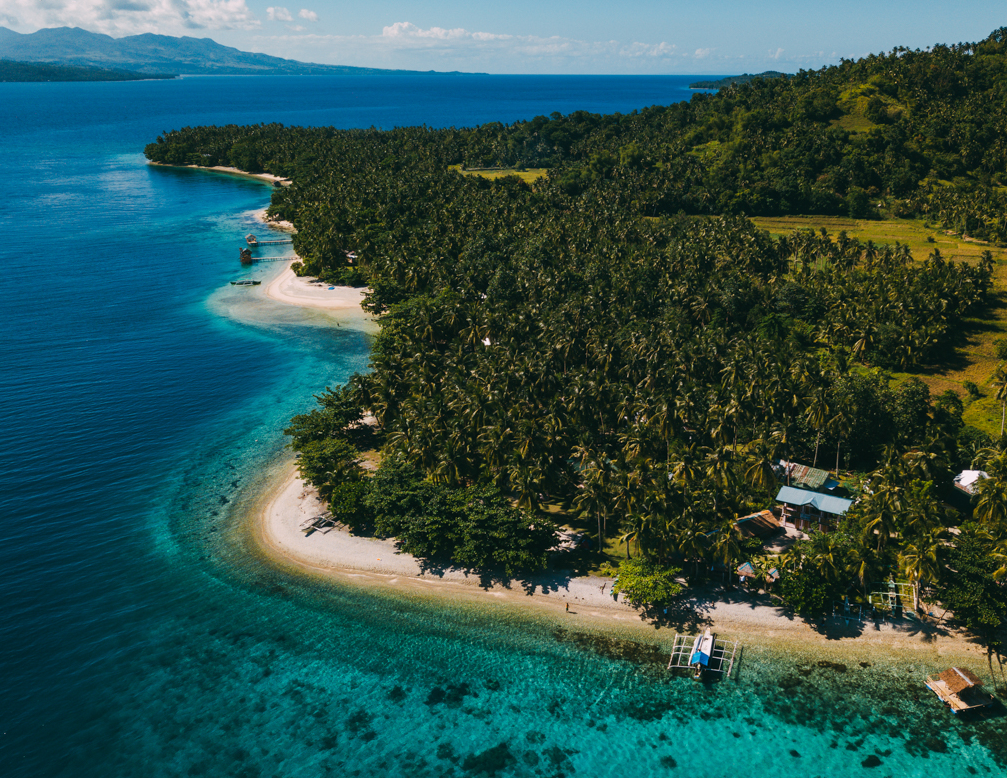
925 667 994 714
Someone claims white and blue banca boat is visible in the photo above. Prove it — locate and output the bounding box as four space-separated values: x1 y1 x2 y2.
689 629 715 679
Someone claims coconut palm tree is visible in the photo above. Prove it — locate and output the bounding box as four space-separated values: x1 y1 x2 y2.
993 362 1007 436
974 474 1007 535
898 529 945 613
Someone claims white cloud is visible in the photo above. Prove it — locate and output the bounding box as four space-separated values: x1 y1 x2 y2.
298 9 318 23
2 0 258 34
266 6 292 23
373 22 682 62
252 22 810 74
382 22 467 40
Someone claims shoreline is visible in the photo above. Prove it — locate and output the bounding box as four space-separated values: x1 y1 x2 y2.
247 462 993 670
148 160 292 186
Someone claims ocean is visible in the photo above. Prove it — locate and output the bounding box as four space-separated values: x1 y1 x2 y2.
0 75 1003 777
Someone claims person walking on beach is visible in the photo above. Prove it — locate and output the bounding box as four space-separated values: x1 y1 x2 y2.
565 602 569 613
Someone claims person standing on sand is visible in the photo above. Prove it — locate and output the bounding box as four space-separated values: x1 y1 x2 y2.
565 602 569 613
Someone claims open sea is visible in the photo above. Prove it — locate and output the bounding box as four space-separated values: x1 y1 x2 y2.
1 75 1004 777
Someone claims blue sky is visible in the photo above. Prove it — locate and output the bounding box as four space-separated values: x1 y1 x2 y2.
3 1 1007 74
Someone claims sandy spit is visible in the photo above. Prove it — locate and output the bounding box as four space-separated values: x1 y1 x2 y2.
147 161 292 186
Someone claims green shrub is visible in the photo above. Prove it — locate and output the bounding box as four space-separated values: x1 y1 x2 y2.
612 558 683 607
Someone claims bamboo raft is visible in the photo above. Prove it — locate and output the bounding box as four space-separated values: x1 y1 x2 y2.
667 632 739 679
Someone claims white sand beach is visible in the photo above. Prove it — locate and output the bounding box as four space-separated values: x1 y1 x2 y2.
250 464 990 665
264 260 372 316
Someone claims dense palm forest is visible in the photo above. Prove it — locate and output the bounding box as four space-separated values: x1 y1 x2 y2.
146 29 1007 642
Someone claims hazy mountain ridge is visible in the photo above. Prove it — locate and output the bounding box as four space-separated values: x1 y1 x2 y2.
0 27 477 76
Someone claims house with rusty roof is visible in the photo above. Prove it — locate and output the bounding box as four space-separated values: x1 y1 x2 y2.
776 460 840 491
734 509 782 539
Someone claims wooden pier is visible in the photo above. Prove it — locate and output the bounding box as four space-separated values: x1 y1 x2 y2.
240 247 295 264
246 234 293 247
667 633 739 678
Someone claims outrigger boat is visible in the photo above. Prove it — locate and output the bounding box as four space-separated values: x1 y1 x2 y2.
689 629 715 679
668 631 740 679
230 279 261 286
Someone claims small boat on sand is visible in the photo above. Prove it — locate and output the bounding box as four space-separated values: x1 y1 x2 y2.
230 279 261 286
689 629 715 679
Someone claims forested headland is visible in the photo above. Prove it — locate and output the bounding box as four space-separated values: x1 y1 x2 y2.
146 29 1007 644
0 60 176 82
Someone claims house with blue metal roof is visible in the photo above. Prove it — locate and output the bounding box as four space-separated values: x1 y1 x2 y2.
775 485 853 532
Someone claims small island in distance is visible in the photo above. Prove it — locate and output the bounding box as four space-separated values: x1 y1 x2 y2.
0 59 176 82
690 70 789 89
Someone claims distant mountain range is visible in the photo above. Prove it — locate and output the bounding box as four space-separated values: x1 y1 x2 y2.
0 27 478 76
689 71 790 89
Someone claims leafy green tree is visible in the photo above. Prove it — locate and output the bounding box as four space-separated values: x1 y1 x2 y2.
295 438 363 502
328 481 372 532
612 558 683 608
939 524 1007 646
284 383 364 450
778 565 837 616
364 459 557 576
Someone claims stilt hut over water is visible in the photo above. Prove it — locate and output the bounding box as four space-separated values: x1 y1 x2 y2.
925 668 995 714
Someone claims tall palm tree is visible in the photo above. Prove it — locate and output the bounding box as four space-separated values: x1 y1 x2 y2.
993 362 1007 436
974 474 1007 535
898 530 944 613
743 437 778 492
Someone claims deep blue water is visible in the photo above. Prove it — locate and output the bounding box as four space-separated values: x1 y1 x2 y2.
1 75 1003 777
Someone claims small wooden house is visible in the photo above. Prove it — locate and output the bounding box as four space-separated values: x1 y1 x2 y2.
775 486 853 532
925 667 994 714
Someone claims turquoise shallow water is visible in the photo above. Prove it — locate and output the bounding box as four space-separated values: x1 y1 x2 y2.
1 76 1005 777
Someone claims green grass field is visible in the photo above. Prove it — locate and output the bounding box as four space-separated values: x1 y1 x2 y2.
447 164 548 184
751 215 1007 435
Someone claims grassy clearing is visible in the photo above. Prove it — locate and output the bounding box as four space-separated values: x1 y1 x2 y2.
831 114 877 134
752 215 1007 436
447 164 548 184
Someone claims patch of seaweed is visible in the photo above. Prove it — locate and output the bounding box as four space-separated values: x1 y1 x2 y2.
552 628 667 668
461 743 516 777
